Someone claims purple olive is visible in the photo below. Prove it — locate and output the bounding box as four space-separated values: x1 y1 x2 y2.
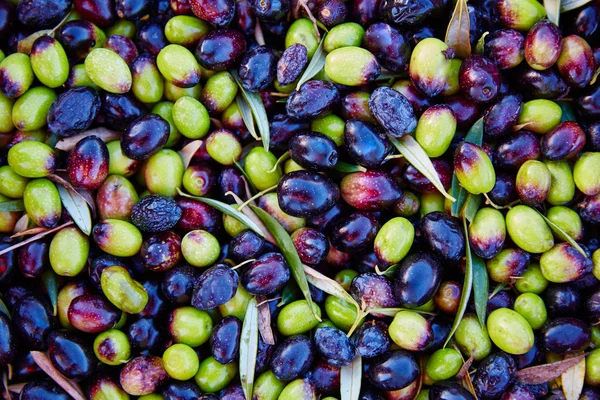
420 212 465 263
190 0 234 27
191 264 238 310
271 335 314 381
314 326 356 366
341 170 401 211
330 212 380 253
484 29 525 69
363 22 411 73
495 131 541 170
291 227 329 265
459 55 502 103
13 295 55 350
351 273 398 311
484 93 523 139
289 131 338 171
368 350 419 391
47 330 95 380
67 135 110 190
524 19 562 71
541 121 586 160
368 86 417 138
195 28 246 71
277 170 340 218
68 294 120 333
241 252 290 295
211 315 242 364
393 252 442 307
286 80 340 121
542 317 591 354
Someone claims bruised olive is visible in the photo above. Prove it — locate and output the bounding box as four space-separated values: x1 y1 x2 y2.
191 264 238 310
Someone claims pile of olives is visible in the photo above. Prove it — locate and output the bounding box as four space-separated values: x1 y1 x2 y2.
0 0 599 399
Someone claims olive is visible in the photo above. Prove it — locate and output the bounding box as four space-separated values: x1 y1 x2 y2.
473 352 517 399
47 330 95 380
542 317 591 354
13 294 55 350
211 315 241 364
367 350 419 391
271 335 315 382
393 252 442 307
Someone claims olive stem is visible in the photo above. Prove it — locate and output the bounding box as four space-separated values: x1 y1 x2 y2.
266 152 290 174
483 193 519 210
269 92 290 97
384 154 404 161
257 297 282 307
298 0 321 40
0 221 74 257
231 258 256 270
237 185 278 211
254 18 265 46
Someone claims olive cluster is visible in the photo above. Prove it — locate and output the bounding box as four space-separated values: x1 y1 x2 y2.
0 0 598 399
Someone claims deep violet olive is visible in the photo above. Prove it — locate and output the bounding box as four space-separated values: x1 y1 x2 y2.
367 350 419 391
353 320 391 358
271 335 314 382
330 212 380 253
277 170 340 218
542 317 591 354
420 212 465 263
393 252 442 307
288 131 338 171
314 326 356 366
344 119 392 169
191 264 239 310
47 330 95 380
161 264 197 305
241 252 290 295
472 352 517 399
12 294 55 350
211 315 241 364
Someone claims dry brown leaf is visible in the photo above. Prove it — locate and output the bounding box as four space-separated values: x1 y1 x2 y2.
517 353 587 385
7 383 26 394
178 140 203 170
456 351 475 380
256 295 276 345
561 352 585 400
445 0 471 59
55 127 120 151
30 351 86 400
13 214 30 234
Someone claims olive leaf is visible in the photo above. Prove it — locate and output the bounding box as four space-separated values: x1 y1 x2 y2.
0 200 25 212
303 264 359 310
0 298 10 319
17 30 53 54
517 353 587 384
533 209 587 257
240 297 259 400
462 194 482 223
334 162 367 173
557 101 577 122
236 94 260 141
544 0 562 25
475 32 489 54
445 0 471 59
489 282 507 299
55 127 120 151
42 270 59 316
444 218 474 348
560 0 591 11
472 254 489 327
13 214 30 234
30 351 87 400
256 296 276 345
0 221 73 257
562 352 585 400
249 205 319 321
231 71 270 151
389 135 455 202
7 383 26 394
451 118 484 217
177 189 266 238
340 355 362 400
296 35 327 90
57 184 92 235
590 66 600 85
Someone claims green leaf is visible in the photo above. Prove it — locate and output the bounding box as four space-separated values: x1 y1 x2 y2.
296 35 327 90
560 0 591 12
489 282 507 299
17 30 52 54
544 0 561 25
0 297 10 318
304 264 359 310
389 135 455 202
0 200 25 212
475 32 489 54
340 355 362 400
42 270 59 316
240 297 258 400
472 254 489 327
462 194 482 223
236 94 259 141
249 205 318 320
451 118 484 217
445 0 471 59
177 189 265 237
334 162 366 173
57 185 91 235
557 101 577 122
444 218 474 348
231 71 270 151
534 209 587 257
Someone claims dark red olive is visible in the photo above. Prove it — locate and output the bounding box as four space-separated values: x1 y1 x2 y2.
57 20 104 61
191 264 238 310
434 280 462 315
524 19 562 71
513 65 569 100
402 158 452 194
68 294 120 333
541 121 586 160
344 119 391 169
340 92 376 122
484 93 523 139
241 252 290 295
286 80 341 121
13 295 55 350
47 87 102 137
120 114 170 160
189 0 234 26
176 197 223 233
289 131 338 171
351 273 398 311
170 0 190 14
104 34 138 64
73 0 116 26
67 135 110 190
330 212 379 253
17 240 48 279
459 55 502 103
393 81 432 116
271 335 314 381
495 131 541 170
217 166 246 203
341 170 401 211
484 29 525 70
556 35 595 88
353 320 391 359
364 22 411 73
368 350 419 391
445 95 481 129
141 231 182 272
308 359 340 394
47 330 95 380
211 315 241 364
420 212 465 263
277 170 340 218
238 46 277 92
120 355 169 396
161 264 197 305
473 352 516 400
234 0 255 35
393 252 442 307
101 93 148 131
542 317 591 354
195 28 246 71
291 227 329 265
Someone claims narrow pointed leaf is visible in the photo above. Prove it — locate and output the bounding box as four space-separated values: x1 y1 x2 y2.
389 135 455 201
296 35 327 90
590 66 600 85
42 270 59 316
236 94 260 141
445 0 471 59
177 189 265 237
334 162 367 173
489 283 507 299
256 296 275 345
303 264 358 309
240 297 259 400
472 254 488 327
231 71 270 151
561 352 585 400
517 353 587 384
544 0 561 25
0 298 9 318
557 101 577 122
249 205 318 320
55 128 120 151
444 219 474 348
534 209 587 257
340 355 362 400
465 118 484 145
178 140 203 170
475 32 489 54
462 194 482 223
57 185 92 235
560 0 591 12
0 200 24 212
30 351 86 400
368 308 436 317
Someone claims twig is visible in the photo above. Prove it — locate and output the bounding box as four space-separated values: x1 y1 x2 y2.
30 351 86 400
0 222 73 256
254 19 266 46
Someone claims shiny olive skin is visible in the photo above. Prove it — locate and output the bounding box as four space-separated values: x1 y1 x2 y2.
0 313 15 364
271 335 314 381
484 93 523 139
289 131 338 171
238 46 277 92
191 264 239 310
542 317 591 354
195 29 246 72
277 170 340 218
314 326 356 366
211 315 241 364
68 294 120 333
344 119 391 169
286 80 341 121
47 330 95 380
20 380 70 400
420 212 465 263
67 135 110 190
353 320 391 359
13 295 55 350
473 352 517 399
242 252 290 295
495 131 541 170
430 381 476 400
351 273 398 312
459 55 502 103
393 252 442 307
541 121 586 160
330 212 379 253
341 170 401 211
368 350 419 391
